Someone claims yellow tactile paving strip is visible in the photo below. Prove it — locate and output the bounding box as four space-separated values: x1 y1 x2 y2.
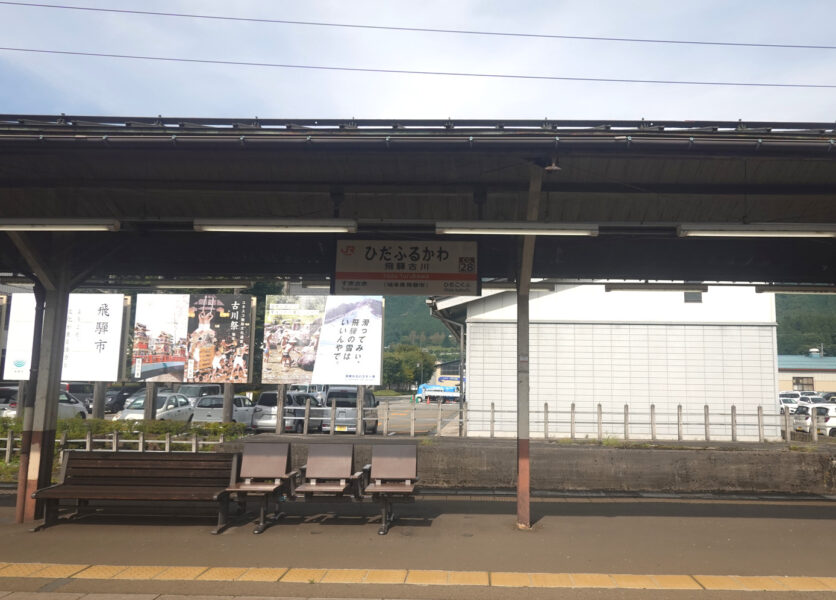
0 562 832 591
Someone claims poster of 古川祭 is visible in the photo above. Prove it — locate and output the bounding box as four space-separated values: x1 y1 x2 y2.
132 293 254 383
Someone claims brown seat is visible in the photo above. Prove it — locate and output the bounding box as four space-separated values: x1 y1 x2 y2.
362 444 418 535
294 444 363 500
219 442 298 534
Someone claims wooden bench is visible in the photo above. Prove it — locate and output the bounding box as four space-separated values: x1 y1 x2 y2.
32 451 238 532
294 444 364 500
218 442 298 534
362 444 417 535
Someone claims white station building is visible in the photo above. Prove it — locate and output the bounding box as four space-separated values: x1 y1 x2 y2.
432 284 780 441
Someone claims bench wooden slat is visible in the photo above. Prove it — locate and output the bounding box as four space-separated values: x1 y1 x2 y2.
66 468 232 479
58 477 232 487
36 485 226 501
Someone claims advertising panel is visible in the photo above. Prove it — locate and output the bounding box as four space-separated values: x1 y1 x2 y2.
131 293 254 383
311 296 383 385
261 295 326 384
61 294 124 382
132 294 189 382
2 293 36 380
185 294 254 383
3 293 125 382
334 240 478 296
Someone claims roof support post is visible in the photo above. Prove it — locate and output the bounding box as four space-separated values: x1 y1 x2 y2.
23 255 71 521
15 284 45 523
516 165 542 530
223 383 234 423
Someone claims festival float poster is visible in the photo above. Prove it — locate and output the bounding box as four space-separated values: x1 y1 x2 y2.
185 294 255 383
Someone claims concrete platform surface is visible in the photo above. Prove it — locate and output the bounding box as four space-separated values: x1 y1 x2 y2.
1 491 835 599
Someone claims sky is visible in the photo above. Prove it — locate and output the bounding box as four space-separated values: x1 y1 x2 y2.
1 0 835 121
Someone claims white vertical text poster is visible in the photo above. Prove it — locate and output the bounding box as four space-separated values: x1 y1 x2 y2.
2 293 36 380
311 296 383 385
61 294 124 381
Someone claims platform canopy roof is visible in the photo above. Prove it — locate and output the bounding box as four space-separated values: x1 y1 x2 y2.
0 115 834 288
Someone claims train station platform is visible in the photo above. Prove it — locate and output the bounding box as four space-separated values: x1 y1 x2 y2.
1 487 835 599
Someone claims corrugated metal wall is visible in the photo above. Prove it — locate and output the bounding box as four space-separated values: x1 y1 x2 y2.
466 322 779 441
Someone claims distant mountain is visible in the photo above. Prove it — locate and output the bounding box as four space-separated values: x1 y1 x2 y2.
776 294 836 355
383 296 454 347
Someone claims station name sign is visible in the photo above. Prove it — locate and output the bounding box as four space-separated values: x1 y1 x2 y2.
334 240 478 296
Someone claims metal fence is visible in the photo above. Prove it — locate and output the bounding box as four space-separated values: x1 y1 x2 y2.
468 402 809 443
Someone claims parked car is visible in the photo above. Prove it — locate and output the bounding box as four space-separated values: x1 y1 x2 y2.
778 396 798 415
3 391 87 420
320 386 378 434
252 391 323 433
61 382 94 412
285 391 325 433
104 388 138 414
176 384 222 406
814 404 836 438
192 394 256 427
0 386 18 416
115 391 193 422
792 403 831 433
798 394 825 405
288 383 330 406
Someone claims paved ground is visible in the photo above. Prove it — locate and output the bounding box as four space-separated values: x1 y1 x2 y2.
1 488 835 599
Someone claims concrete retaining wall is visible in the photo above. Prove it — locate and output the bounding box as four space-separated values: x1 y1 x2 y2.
228 436 836 495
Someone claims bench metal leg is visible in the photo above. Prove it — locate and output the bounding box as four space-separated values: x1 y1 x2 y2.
213 494 231 535
31 499 59 532
378 498 394 535
253 494 269 534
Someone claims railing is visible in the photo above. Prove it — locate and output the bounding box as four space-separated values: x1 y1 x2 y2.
470 402 811 443
0 430 228 463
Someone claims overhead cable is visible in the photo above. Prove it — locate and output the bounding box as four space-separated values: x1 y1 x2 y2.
2 47 835 88
1 1 835 51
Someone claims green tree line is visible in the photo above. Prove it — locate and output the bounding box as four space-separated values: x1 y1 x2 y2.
776 294 836 355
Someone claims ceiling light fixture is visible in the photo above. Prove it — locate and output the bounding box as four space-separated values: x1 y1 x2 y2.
436 221 598 236
604 283 709 292
755 285 836 294
193 218 358 233
0 219 120 232
678 223 836 238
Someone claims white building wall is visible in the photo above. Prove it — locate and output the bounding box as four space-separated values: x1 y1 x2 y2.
465 286 779 441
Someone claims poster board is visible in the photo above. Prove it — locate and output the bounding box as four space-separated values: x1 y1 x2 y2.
261 295 326 384
311 296 384 385
132 293 255 383
2 293 125 382
61 293 124 381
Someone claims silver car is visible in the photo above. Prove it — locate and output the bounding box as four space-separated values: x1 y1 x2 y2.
252 391 323 433
192 394 255 427
320 387 378 435
3 391 87 420
115 392 193 422
792 403 830 434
